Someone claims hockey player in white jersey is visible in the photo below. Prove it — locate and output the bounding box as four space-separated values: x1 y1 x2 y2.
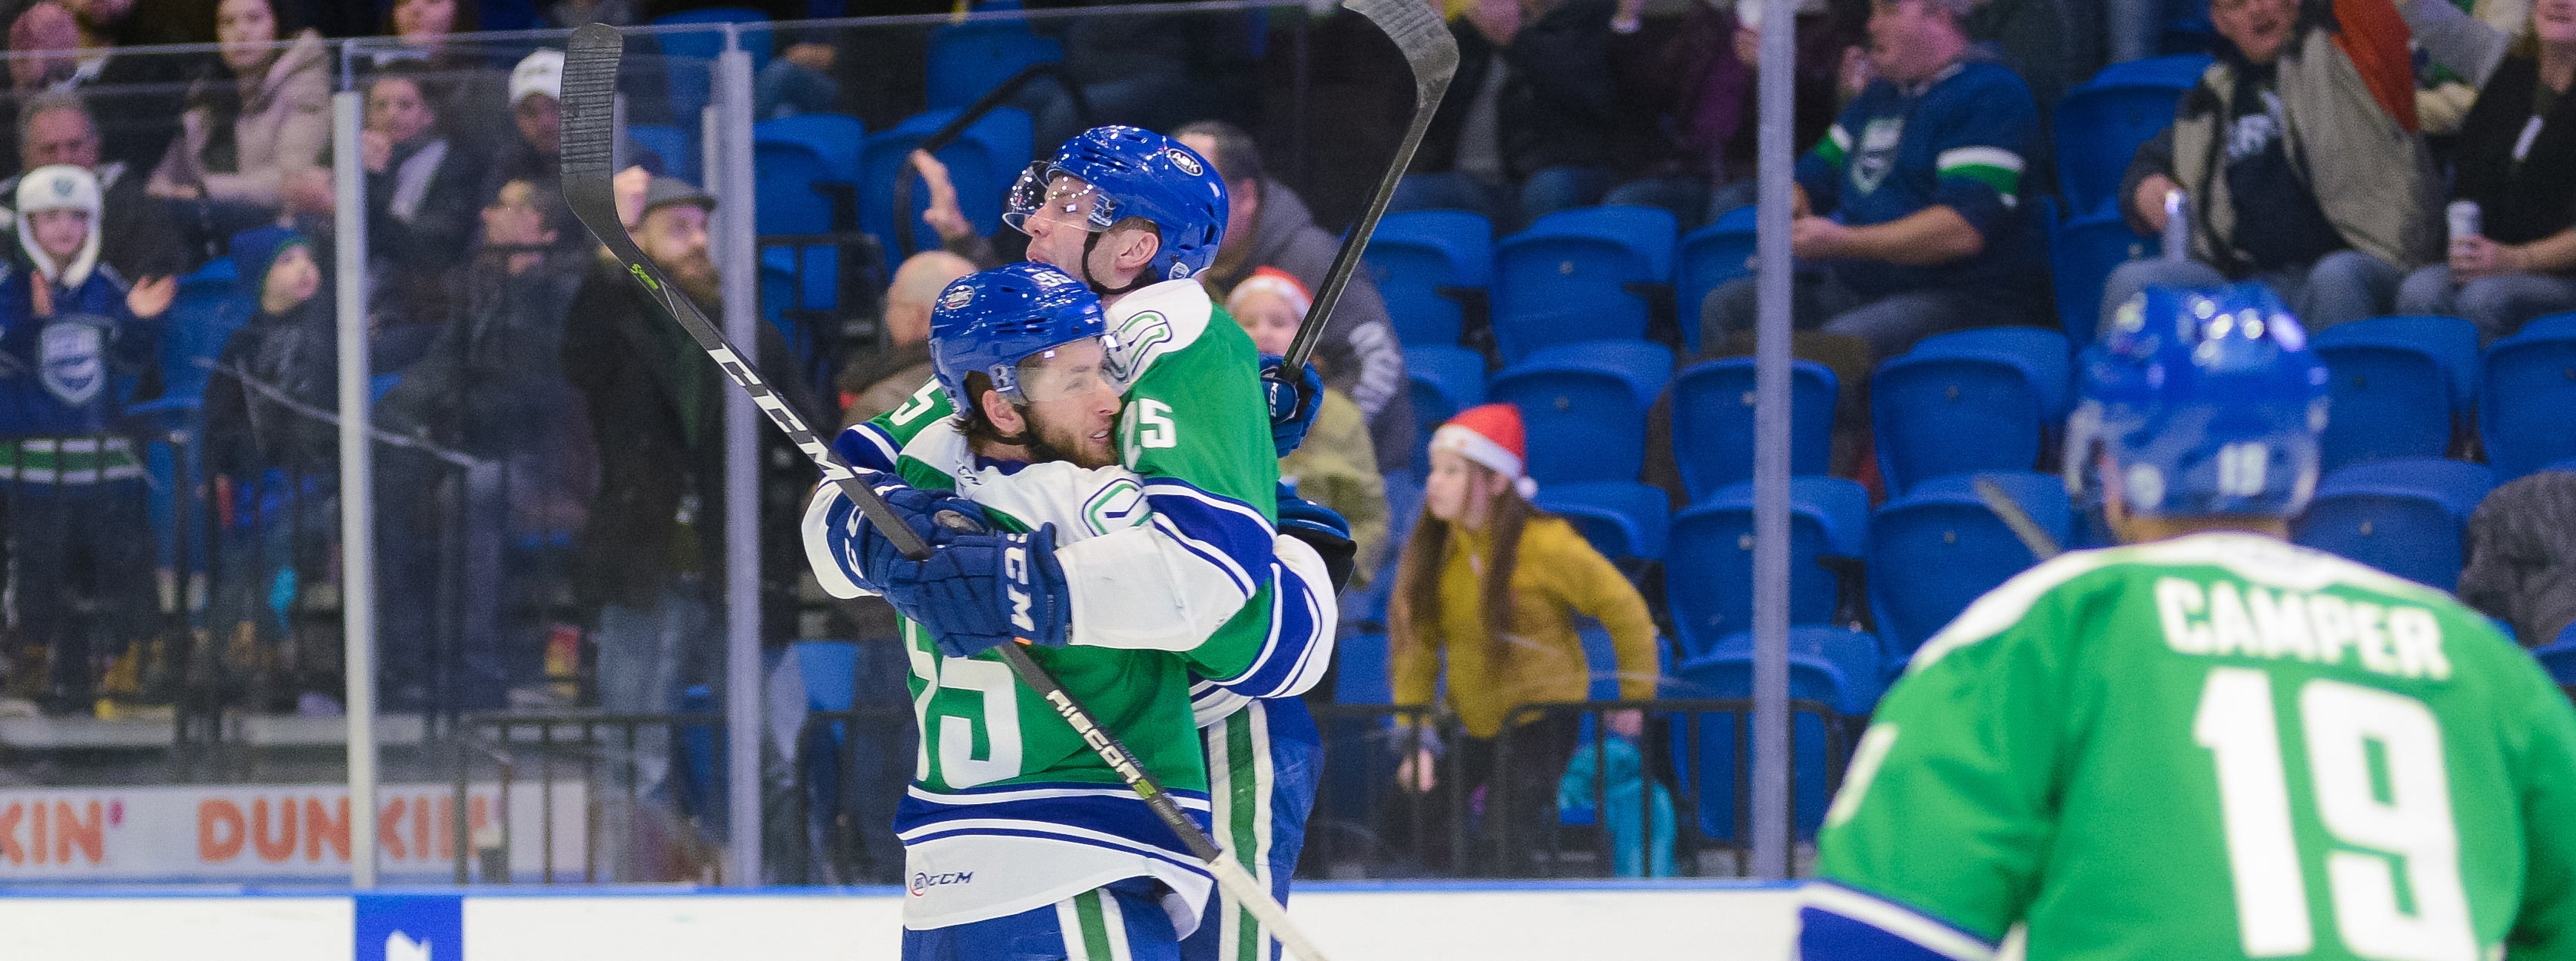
805 261 1342 959
832 128 1338 961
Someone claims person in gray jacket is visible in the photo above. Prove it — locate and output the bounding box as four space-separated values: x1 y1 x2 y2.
2103 0 2438 334
1177 120 1416 477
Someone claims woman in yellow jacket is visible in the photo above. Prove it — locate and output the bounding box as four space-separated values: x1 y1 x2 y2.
1389 403 1659 874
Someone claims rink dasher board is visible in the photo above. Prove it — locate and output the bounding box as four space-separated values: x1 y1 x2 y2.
0 880 1803 961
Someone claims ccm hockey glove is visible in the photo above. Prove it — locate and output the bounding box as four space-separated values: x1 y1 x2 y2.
1260 354 1325 458
874 524 1074 659
1275 487 1357 592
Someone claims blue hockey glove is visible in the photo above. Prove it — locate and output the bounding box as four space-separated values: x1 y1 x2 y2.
1275 486 1357 592
815 479 992 595
875 524 1074 658
1260 354 1325 459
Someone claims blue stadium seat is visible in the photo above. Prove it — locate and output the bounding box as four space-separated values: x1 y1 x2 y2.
625 122 695 185
2524 311 2576 339
2311 315 2477 471
1366 210 1493 347
2292 459 2496 591
1675 205 1757 353
1868 471 2073 660
925 20 1064 111
1665 477 1871 657
2048 206 2151 345
1535 480 1672 560
1334 632 1391 704
161 258 251 401
1490 206 1678 361
1403 344 1487 470
1871 349 2051 497
1668 357 1837 500
651 8 774 123
2533 630 2576 687
2481 328 2576 480
2053 62 2202 215
1906 326 2073 421
1488 341 1673 485
1670 627 1881 843
2091 52 2216 87
753 114 867 318
856 108 1035 258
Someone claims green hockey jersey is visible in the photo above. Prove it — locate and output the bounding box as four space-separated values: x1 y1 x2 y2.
1804 532 2576 961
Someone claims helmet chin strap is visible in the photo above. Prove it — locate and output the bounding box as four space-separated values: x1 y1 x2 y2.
1077 230 1150 298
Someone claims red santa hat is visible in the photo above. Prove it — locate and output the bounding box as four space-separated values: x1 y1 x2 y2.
1430 403 1539 498
1225 265 1312 318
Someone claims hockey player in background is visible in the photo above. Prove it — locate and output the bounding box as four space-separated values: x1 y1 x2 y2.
804 261 1339 959
1799 283 2576 960
832 126 1339 961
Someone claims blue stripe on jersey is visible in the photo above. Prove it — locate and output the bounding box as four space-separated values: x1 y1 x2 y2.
1139 479 1274 595
1798 882 1998 961
835 422 902 474
1207 561 1332 699
897 783 1215 865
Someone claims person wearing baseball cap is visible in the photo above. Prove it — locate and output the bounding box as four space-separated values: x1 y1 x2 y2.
1384 401 1660 873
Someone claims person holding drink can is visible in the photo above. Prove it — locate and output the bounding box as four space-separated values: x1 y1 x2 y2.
2394 0 2576 344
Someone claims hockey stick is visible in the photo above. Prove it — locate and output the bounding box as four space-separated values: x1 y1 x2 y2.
1973 477 2065 561
559 25 1330 961
1280 0 1458 373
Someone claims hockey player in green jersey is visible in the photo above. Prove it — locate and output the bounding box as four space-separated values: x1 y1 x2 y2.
1802 283 2576 961
806 261 1337 959
832 127 1337 961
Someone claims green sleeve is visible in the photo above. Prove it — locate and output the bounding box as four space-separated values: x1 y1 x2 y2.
1115 305 1280 522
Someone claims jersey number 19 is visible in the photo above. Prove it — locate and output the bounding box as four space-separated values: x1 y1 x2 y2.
2193 667 2477 961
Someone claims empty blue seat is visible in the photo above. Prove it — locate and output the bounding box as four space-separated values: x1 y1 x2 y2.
1906 326 2073 421
856 108 1035 258
1665 477 1871 657
1334 632 1392 704
2533 630 2576 687
1668 357 1837 500
1535 480 1672 560
2524 311 2576 339
161 258 251 401
2053 64 2201 215
925 20 1064 110
1489 341 1673 485
2048 206 2151 345
2481 329 2576 480
1403 344 1487 470
1670 627 1880 843
1490 206 1678 361
1366 210 1493 347
1868 471 2073 659
2293 459 2496 590
2312 315 2477 471
754 114 868 318
625 122 695 185
1871 351 2051 497
1675 205 1758 352
651 8 774 123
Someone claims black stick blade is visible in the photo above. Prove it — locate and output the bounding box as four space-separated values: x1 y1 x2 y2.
561 24 623 186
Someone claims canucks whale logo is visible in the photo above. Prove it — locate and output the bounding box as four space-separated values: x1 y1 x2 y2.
39 320 105 406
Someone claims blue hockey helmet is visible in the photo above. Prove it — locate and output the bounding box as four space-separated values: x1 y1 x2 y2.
1004 125 1228 283
928 262 1112 413
2064 282 2332 519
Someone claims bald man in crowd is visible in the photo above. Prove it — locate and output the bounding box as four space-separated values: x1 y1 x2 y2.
837 249 977 427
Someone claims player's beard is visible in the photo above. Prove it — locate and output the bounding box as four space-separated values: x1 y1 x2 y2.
1026 407 1117 469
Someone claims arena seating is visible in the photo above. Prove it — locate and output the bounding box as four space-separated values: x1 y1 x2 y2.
1668 357 1838 500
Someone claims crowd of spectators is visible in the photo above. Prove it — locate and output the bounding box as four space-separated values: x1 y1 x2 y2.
0 0 2558 738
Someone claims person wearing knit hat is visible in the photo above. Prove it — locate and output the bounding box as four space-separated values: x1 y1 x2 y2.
1388 401 1661 874
0 164 174 716
1227 266 1391 588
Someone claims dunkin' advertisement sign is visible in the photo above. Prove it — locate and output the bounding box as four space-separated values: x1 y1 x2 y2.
0 783 585 882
